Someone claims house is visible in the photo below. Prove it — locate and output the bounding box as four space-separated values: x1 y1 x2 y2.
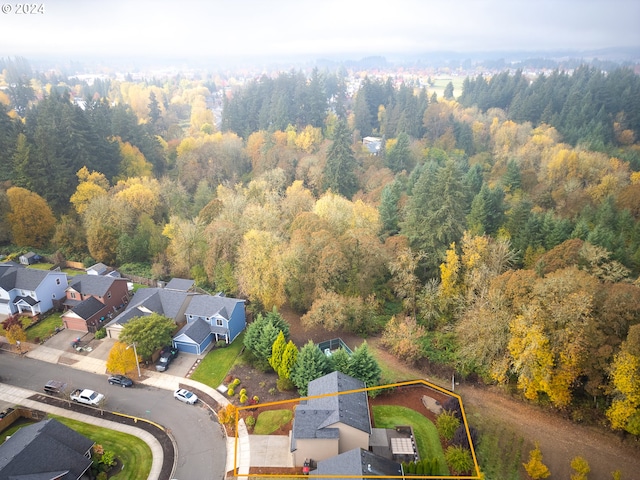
86 262 108 276
310 448 403 480
362 136 382 155
104 279 246 351
172 293 246 354
290 371 371 467
62 275 130 332
19 251 41 265
0 418 94 480
0 263 68 317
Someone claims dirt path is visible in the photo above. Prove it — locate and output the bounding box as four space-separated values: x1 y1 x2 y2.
281 306 640 480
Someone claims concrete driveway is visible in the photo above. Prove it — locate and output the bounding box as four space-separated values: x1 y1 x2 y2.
249 434 294 467
43 328 197 378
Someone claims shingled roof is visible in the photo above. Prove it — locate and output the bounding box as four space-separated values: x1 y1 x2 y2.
0 263 50 291
0 418 94 480
67 274 126 297
292 371 371 442
311 448 403 479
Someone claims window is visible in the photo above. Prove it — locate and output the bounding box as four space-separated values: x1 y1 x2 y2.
216 318 223 326
56 278 61 285
107 291 111 298
70 292 76 299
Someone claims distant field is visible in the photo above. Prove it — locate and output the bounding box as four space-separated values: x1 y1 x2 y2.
430 76 466 100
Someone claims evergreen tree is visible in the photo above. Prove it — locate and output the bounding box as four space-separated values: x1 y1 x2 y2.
269 330 287 373
323 119 359 198
443 81 454 99
385 132 412 173
328 348 351 375
278 340 298 380
379 179 403 236
290 340 330 396
348 341 381 388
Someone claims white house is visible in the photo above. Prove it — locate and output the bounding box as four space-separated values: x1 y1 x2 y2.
0 263 68 317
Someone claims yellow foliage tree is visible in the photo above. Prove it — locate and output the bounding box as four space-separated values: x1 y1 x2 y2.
440 243 461 300
606 325 640 435
6 324 27 350
522 443 551 479
116 138 153 181
295 125 323 153
70 167 110 215
114 178 160 218
106 341 139 376
570 456 590 480
6 187 56 248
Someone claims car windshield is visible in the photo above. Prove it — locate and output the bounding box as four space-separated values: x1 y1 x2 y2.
184 391 193 398
89 392 98 400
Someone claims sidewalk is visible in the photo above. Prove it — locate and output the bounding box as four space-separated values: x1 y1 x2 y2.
0 384 164 479
3 337 252 479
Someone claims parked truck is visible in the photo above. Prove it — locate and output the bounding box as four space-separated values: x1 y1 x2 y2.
70 388 104 406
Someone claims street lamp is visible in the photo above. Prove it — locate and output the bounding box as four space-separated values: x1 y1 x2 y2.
126 342 141 378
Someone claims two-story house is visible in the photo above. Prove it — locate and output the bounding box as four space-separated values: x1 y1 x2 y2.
104 278 246 353
0 262 68 317
61 275 130 332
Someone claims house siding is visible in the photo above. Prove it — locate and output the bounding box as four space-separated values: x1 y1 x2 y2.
293 438 339 466
227 301 246 342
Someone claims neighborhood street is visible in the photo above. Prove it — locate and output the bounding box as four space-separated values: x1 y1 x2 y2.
0 336 227 480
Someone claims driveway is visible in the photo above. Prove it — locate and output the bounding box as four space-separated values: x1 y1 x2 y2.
249 435 294 467
43 328 198 377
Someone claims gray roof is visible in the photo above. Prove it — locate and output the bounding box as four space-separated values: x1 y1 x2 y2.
86 262 107 273
293 372 371 441
186 294 243 319
164 278 194 291
106 287 188 328
0 264 52 291
175 317 212 344
67 274 126 297
0 418 94 480
311 448 403 479
71 296 107 320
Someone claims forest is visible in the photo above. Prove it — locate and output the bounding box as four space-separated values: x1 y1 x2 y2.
1 57 640 437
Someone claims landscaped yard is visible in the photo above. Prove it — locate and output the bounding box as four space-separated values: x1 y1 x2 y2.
190 332 245 388
372 405 449 476
253 409 293 435
51 415 152 479
25 313 63 342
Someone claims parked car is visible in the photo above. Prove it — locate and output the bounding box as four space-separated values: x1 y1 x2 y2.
44 380 67 395
108 374 134 387
174 388 198 405
156 345 178 372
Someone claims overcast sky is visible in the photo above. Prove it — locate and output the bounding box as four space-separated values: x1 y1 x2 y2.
1 0 638 61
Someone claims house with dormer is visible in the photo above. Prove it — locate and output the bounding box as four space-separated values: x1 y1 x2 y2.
290 371 372 467
0 262 67 317
103 278 245 353
62 275 130 332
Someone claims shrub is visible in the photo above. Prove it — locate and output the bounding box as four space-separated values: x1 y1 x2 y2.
95 328 107 340
216 340 227 348
239 393 248 404
268 387 277 395
225 375 233 384
437 410 461 441
445 445 474 475
239 388 247 396
218 404 237 425
96 473 108 480
276 377 295 392
231 378 241 387
100 451 115 467
245 414 255 429
227 387 235 396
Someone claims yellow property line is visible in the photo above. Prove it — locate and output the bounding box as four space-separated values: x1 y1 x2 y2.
230 378 481 479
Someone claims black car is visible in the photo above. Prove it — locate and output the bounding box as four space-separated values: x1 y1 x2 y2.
155 345 178 372
108 374 134 387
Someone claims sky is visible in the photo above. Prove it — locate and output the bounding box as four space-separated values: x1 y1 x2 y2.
0 0 639 62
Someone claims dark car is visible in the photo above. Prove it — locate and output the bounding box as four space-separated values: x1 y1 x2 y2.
44 380 67 395
108 374 134 387
155 346 178 372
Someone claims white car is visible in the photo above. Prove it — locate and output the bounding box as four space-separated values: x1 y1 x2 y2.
174 388 198 405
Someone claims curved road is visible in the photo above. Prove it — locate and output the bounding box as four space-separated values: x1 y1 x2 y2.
0 354 226 480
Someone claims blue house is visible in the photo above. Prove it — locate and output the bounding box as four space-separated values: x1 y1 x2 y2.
0 262 68 317
104 278 246 354
173 293 246 354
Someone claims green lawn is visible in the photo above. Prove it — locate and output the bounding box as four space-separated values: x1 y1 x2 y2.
190 332 245 388
25 313 63 342
372 405 449 476
51 415 152 479
253 409 293 435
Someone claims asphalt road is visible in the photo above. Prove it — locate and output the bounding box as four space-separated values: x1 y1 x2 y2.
0 354 226 480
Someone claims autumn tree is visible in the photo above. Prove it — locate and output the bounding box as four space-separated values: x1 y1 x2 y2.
278 340 298 380
388 247 425 319
236 229 286 310
6 186 56 247
606 324 640 435
290 340 330 396
570 456 590 480
381 316 426 364
119 313 176 360
5 323 27 351
69 167 109 215
523 443 551 479
106 341 139 376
